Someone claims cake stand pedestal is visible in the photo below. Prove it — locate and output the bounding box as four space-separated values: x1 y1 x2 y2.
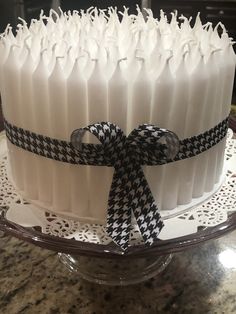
58 252 173 285
0 131 236 285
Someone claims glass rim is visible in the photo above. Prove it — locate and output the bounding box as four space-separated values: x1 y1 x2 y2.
1 209 236 259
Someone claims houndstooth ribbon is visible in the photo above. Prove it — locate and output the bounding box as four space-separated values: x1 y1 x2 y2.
71 123 180 250
4 118 229 250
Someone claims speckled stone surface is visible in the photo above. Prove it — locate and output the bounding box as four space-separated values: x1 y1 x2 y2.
0 230 236 314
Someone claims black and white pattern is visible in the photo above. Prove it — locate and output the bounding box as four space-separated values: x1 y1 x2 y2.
3 117 228 250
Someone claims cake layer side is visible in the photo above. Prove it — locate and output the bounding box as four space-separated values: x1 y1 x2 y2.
0 9 235 222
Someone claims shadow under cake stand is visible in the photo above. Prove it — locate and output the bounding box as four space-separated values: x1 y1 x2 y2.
0 130 236 286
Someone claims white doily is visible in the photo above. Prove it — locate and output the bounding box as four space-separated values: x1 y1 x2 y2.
0 130 236 246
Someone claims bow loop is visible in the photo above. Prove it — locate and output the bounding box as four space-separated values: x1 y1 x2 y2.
88 122 125 146
127 125 180 165
70 122 126 165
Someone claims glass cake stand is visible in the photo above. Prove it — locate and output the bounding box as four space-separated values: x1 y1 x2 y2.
0 131 236 285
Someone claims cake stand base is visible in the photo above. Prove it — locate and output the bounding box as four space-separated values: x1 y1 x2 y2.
58 253 172 286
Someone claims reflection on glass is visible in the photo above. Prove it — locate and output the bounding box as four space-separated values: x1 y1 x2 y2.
218 249 236 269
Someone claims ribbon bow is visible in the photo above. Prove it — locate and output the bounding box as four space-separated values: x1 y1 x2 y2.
71 122 180 250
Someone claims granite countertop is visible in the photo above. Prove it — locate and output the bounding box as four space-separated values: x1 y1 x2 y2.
0 229 236 314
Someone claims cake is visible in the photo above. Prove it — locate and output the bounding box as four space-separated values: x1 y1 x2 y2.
0 8 235 225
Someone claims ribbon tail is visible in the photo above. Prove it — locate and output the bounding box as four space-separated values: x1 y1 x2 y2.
129 166 164 246
106 169 132 251
133 201 164 246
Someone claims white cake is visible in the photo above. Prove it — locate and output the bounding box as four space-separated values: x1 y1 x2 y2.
0 8 235 223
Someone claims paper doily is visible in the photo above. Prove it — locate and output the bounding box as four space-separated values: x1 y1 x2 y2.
0 130 236 247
